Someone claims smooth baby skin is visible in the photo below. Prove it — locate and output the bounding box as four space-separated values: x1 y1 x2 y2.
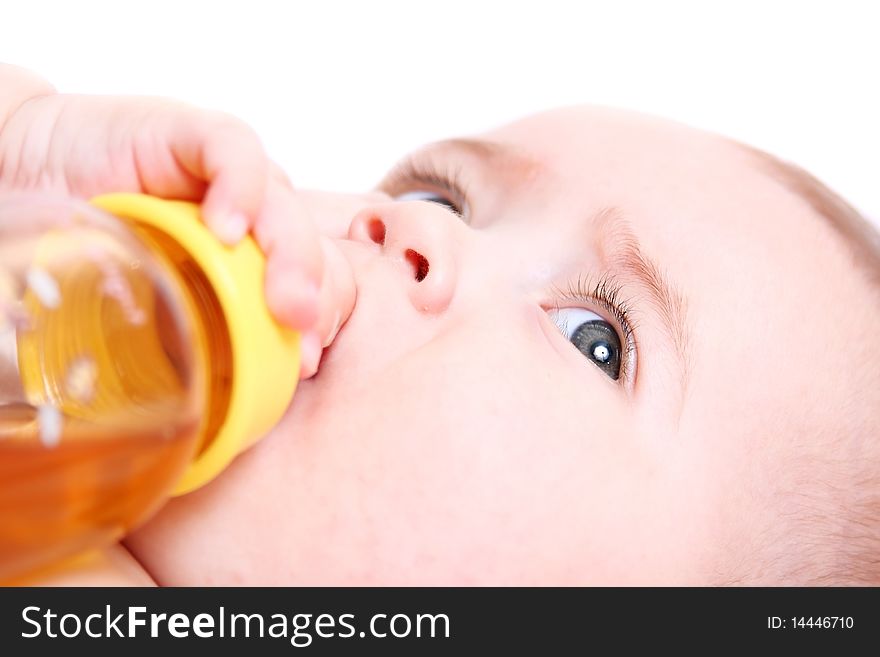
126 107 880 585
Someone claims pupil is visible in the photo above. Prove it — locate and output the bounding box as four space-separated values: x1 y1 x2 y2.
592 342 611 363
568 318 621 380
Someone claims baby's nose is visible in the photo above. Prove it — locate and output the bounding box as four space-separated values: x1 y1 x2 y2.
347 202 459 314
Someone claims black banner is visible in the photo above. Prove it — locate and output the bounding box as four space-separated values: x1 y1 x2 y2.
0 587 876 653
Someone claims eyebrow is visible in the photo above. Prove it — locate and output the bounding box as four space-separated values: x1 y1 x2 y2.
414 138 544 181
593 207 692 389
405 138 692 391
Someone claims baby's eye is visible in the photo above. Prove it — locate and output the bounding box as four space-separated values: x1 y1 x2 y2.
547 308 622 380
393 190 464 217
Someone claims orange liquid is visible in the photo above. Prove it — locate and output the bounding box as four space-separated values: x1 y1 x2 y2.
0 213 236 582
0 406 200 582
0 221 234 583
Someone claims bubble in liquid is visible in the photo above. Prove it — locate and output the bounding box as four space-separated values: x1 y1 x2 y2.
97 257 146 326
37 404 62 448
65 357 98 404
25 267 61 309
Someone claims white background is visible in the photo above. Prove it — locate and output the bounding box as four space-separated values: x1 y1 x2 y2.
2 0 878 223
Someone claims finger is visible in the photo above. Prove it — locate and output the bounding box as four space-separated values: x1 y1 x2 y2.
298 237 357 380
269 161 294 191
264 255 320 331
257 179 324 330
168 110 269 244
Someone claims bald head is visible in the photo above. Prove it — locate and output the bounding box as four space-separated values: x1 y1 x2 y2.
743 143 880 295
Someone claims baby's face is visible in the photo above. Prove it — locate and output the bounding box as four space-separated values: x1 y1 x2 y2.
126 107 878 584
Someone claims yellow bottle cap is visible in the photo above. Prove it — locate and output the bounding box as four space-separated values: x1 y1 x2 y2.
90 194 300 494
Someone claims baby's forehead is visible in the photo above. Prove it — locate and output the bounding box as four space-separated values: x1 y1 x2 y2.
484 105 729 170
481 107 864 270
478 106 778 224
482 105 879 396
427 107 876 338
478 108 781 244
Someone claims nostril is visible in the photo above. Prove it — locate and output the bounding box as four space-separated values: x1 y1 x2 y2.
367 218 386 245
405 249 430 282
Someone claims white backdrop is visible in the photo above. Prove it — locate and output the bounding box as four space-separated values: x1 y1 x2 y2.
2 0 878 223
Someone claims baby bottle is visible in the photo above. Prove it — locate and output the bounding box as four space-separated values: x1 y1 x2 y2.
0 193 300 581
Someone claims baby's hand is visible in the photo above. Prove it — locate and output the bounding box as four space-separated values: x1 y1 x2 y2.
0 65 352 377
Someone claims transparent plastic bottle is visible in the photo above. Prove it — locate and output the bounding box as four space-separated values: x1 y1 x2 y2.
0 194 300 581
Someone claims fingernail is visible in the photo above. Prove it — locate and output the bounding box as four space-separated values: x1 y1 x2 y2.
214 212 249 245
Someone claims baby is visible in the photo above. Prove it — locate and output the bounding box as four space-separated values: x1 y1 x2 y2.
2 64 879 586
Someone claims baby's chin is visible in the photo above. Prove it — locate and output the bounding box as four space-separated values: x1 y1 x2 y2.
119 329 360 585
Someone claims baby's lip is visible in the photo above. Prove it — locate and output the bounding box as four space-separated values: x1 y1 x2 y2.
316 318 346 376
322 309 344 349
309 242 364 378
306 236 406 384
313 249 357 378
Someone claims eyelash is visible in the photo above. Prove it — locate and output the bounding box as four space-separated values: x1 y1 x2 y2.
383 158 470 218
550 274 638 383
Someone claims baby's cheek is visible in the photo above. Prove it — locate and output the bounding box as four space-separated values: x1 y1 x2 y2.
330 411 622 582
128 328 691 584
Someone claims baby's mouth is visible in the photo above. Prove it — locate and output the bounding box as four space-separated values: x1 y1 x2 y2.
311 312 350 382
322 309 345 350
308 239 376 381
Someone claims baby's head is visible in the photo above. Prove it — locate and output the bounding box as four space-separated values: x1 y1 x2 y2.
126 106 880 585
